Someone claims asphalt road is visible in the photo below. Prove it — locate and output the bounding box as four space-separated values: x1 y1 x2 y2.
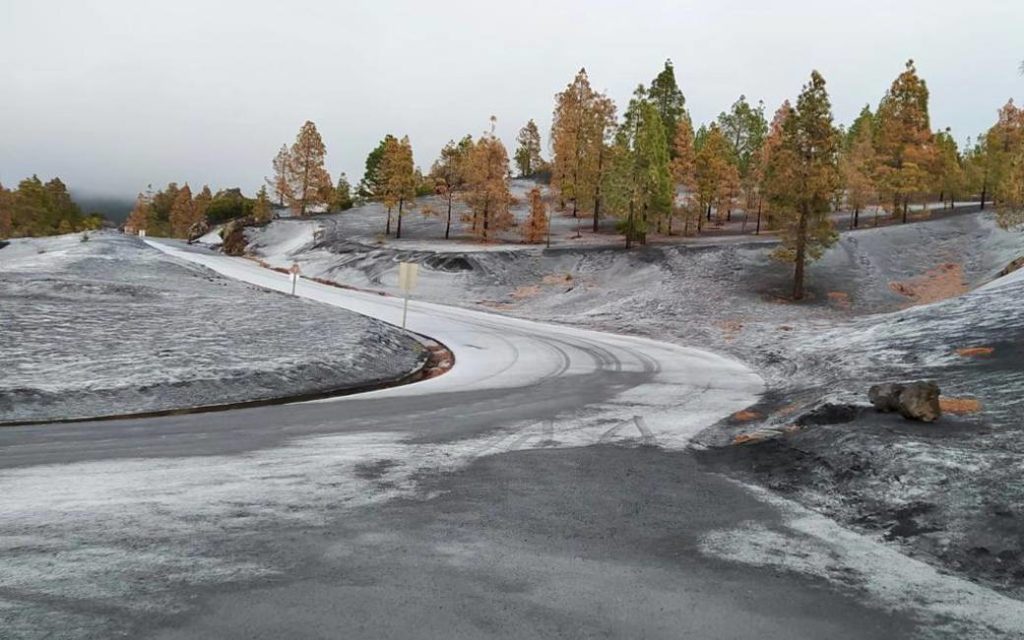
1 240 1020 639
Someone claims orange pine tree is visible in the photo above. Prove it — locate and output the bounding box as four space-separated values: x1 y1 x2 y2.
462 118 514 242
522 186 549 243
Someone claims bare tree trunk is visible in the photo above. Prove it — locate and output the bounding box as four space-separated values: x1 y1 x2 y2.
902 198 909 224
396 198 404 239
593 147 604 233
980 182 988 210
445 195 453 239
625 201 634 249
793 204 808 300
755 197 762 235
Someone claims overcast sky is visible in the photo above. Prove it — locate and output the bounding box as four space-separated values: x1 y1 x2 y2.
2 0 1022 198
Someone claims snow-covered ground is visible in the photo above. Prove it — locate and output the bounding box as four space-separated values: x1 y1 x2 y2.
240 207 1024 598
0 232 425 423
4 221 1023 638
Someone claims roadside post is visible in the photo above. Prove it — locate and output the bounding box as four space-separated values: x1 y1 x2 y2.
398 262 419 329
289 262 301 296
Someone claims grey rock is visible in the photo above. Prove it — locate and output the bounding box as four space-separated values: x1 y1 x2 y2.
868 381 942 422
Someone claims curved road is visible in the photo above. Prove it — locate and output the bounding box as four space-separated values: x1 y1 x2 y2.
1 239 1020 639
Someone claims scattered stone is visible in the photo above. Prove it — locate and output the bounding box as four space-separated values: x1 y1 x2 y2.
795 402 862 427
998 255 1024 277
868 381 942 422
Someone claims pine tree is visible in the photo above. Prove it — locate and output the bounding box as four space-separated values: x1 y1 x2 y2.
382 135 416 238
694 124 736 229
671 116 701 235
333 173 354 211
284 121 332 216
989 100 1024 227
268 145 291 206
430 135 472 239
584 94 617 233
462 119 513 242
933 128 964 209
522 186 549 243
647 59 687 158
717 95 768 178
514 120 544 177
359 135 395 201
845 105 875 152
551 68 616 231
875 60 937 222
0 182 12 238
605 100 672 248
253 185 273 223
194 185 213 228
125 194 150 234
764 71 842 300
169 184 195 238
841 122 879 228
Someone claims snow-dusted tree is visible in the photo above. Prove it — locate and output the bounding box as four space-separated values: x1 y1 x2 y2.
522 186 548 243
764 71 842 300
284 121 332 217
430 135 472 239
462 118 513 242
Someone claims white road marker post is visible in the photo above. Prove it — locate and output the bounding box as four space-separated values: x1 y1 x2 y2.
397 262 419 329
289 262 301 296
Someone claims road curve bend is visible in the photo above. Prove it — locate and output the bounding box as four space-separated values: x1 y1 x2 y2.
147 239 765 450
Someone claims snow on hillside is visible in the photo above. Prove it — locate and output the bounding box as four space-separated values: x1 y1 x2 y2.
0 232 426 423
240 207 1024 597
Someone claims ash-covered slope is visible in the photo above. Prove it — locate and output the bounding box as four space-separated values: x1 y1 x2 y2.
0 233 426 424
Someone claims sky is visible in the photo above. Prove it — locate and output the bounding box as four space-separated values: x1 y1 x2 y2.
2 0 1022 199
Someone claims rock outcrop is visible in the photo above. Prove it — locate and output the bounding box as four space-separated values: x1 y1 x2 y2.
868 381 942 422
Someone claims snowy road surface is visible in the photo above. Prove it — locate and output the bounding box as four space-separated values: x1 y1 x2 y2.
1 239 1022 639
148 239 765 444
